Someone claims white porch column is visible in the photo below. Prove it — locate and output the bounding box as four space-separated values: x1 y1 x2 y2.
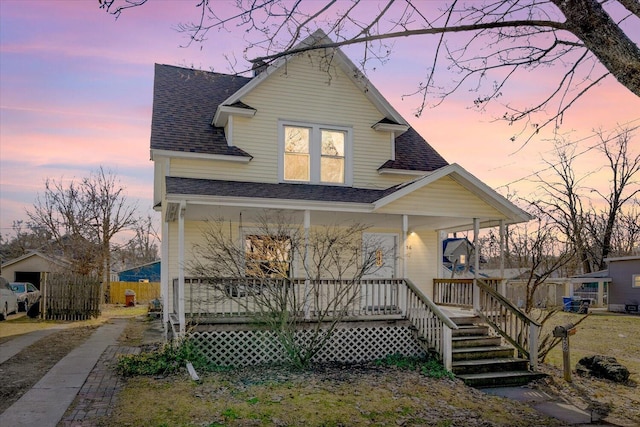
473 218 480 311
178 201 186 335
499 219 507 296
303 210 311 319
402 215 408 278
161 220 169 329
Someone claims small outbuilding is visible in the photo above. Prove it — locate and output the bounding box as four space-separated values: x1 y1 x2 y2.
606 256 640 313
0 251 71 290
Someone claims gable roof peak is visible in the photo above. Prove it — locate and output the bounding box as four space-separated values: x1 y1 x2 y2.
219 30 408 127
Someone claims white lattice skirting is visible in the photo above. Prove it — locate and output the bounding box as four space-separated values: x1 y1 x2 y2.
189 323 425 367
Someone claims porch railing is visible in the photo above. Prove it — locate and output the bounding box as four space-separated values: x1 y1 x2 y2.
475 278 540 369
171 277 457 369
433 278 502 307
174 277 404 320
404 279 457 369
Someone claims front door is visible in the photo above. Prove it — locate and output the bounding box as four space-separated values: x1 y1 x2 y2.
362 233 397 279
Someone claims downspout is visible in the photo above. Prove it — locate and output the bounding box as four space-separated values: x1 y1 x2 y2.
178 201 186 335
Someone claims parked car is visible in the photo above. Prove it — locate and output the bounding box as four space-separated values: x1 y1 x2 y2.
10 282 41 312
0 277 19 320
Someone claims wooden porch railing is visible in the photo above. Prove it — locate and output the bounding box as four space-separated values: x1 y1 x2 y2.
404 279 457 370
433 278 502 307
173 277 404 320
171 277 458 369
433 279 474 307
476 278 540 369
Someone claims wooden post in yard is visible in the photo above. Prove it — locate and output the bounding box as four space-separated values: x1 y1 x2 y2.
553 323 576 382
562 336 571 382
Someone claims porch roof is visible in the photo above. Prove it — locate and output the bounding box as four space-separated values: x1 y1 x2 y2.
166 176 399 204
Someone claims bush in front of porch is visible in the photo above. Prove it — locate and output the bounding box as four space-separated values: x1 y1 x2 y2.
188 212 382 369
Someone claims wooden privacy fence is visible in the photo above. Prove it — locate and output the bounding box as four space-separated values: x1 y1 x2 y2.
110 281 160 304
41 273 101 321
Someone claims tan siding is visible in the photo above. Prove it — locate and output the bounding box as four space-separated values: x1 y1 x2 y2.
377 176 505 219
160 51 422 189
405 230 438 297
169 158 256 182
237 51 408 189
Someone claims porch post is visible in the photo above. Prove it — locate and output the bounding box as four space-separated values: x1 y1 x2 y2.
529 322 539 371
473 218 480 311
401 215 409 314
303 210 311 319
499 219 507 296
178 201 186 335
402 215 408 278
443 324 453 371
161 220 169 329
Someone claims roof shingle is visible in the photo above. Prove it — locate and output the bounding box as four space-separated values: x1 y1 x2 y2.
166 176 401 204
150 64 253 157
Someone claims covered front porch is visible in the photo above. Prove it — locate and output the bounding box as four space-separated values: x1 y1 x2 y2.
167 276 539 376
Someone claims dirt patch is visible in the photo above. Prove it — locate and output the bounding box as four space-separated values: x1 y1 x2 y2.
0 326 97 413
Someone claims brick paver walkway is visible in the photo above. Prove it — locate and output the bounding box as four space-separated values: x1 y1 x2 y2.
59 345 140 426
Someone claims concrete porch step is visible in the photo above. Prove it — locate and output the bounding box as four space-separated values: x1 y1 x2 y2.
452 345 514 361
451 357 530 375
456 370 547 388
452 335 502 348
452 325 490 337
450 316 480 326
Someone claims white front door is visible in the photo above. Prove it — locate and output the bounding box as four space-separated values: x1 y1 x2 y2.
362 233 397 279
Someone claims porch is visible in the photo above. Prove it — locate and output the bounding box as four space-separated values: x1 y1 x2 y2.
168 276 541 385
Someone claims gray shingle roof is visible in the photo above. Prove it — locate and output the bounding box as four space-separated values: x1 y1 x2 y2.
150 64 448 172
166 176 401 204
150 64 253 157
378 127 449 172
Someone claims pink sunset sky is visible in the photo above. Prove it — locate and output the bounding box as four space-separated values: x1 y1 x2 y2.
1 0 639 239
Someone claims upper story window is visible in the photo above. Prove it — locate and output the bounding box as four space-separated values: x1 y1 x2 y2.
280 121 352 185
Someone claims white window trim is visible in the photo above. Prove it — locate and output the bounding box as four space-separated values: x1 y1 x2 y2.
633 274 640 288
278 120 353 186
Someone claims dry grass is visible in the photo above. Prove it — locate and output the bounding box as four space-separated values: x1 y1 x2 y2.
0 303 148 342
536 310 640 426
100 309 640 427
105 367 563 427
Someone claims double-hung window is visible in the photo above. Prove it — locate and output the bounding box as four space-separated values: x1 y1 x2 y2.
281 121 351 185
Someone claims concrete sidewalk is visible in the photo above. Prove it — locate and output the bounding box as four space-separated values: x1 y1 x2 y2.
0 319 127 427
482 386 616 426
0 327 64 364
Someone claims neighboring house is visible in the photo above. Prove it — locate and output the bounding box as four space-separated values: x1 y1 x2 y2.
117 260 161 282
605 256 640 313
151 31 537 376
570 269 610 308
442 237 474 271
0 251 71 290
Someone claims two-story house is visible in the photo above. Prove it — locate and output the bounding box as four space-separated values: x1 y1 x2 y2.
151 31 540 383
